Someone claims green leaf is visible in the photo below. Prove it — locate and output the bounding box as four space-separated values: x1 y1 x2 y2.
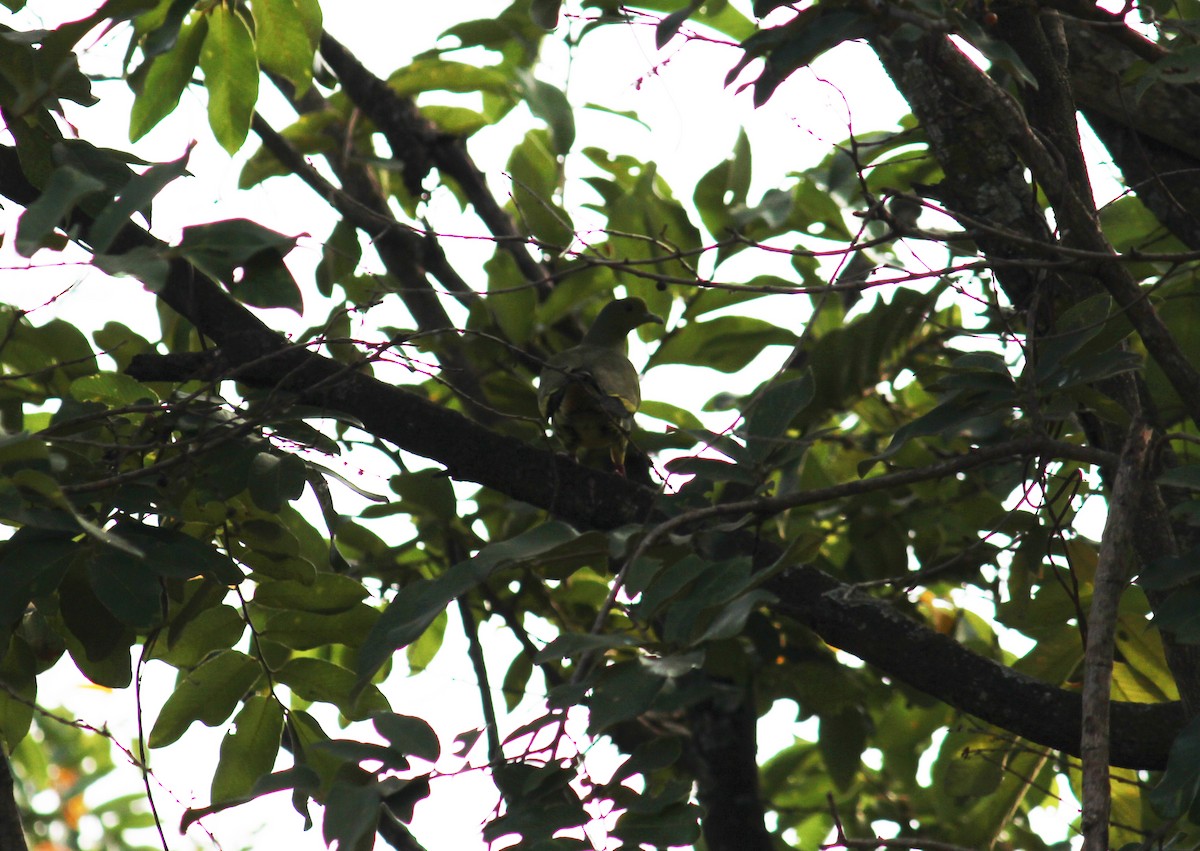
0 636 35 747
1159 465 1200 490
637 399 705 431
15 165 106 256
293 0 322 45
649 315 797 373
388 58 513 98
0 529 77 627
530 0 561 28
692 590 775 644
387 468 457 523
405 609 446 674
818 708 868 791
958 19 1039 89
744 371 814 462
610 737 683 783
419 104 491 136
507 129 573 246
211 695 284 803
137 0 200 59
581 102 649 130
373 712 441 762
255 604 378 650
175 218 302 310
613 802 701 846
1031 295 1116 380
182 766 320 831
248 451 308 512
733 10 876 107
694 128 752 238
153 604 245 668
251 0 314 94
1151 586 1200 642
198 5 259 154
115 521 244 585
1150 715 1200 818
149 649 262 747
87 543 163 630
502 653 533 712
322 777 380 851
656 1 702 48
357 522 579 682
517 70 574 154
130 16 208 142
587 660 666 732
311 739 408 768
253 573 367 614
275 657 388 720
69 372 158 407
16 316 100 386
486 250 537 344
237 242 305 311
57 566 135 687
94 246 170 290
315 217 361 296
536 633 638 663
1140 548 1200 591
87 146 192 252
626 0 754 40
1100 194 1173 253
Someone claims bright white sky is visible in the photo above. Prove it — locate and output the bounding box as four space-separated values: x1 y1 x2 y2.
0 2 1086 849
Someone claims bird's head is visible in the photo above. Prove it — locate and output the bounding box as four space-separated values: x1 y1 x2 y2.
582 297 664 346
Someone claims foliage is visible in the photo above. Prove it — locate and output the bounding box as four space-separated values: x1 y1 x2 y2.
2 1 1200 850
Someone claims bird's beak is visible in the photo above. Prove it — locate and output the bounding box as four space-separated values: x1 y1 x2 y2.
643 312 664 327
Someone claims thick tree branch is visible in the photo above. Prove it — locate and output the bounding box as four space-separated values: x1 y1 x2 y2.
317 33 550 290
936 29 1200 428
123 339 1181 769
1066 23 1200 251
687 689 773 851
114 338 1178 771
767 563 1180 769
871 32 1055 313
249 111 480 309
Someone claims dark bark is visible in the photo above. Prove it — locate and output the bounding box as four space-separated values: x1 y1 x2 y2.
0 747 28 851
873 16 1200 723
767 562 1181 769
317 34 549 290
872 31 1056 314
1065 21 1200 251
687 688 774 851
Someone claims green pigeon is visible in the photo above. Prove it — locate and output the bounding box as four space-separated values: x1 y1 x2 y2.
537 298 663 475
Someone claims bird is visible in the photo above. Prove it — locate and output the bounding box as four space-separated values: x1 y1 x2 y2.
537 297 663 476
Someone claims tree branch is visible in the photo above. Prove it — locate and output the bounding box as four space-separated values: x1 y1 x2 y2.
934 30 1200 427
317 33 550 290
0 746 28 851
122 340 1182 767
1080 420 1151 850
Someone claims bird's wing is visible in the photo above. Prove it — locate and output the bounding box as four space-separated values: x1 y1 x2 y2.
538 345 640 421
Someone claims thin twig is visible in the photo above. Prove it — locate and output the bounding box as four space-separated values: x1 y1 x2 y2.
458 599 502 767
135 638 169 850
821 791 977 851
